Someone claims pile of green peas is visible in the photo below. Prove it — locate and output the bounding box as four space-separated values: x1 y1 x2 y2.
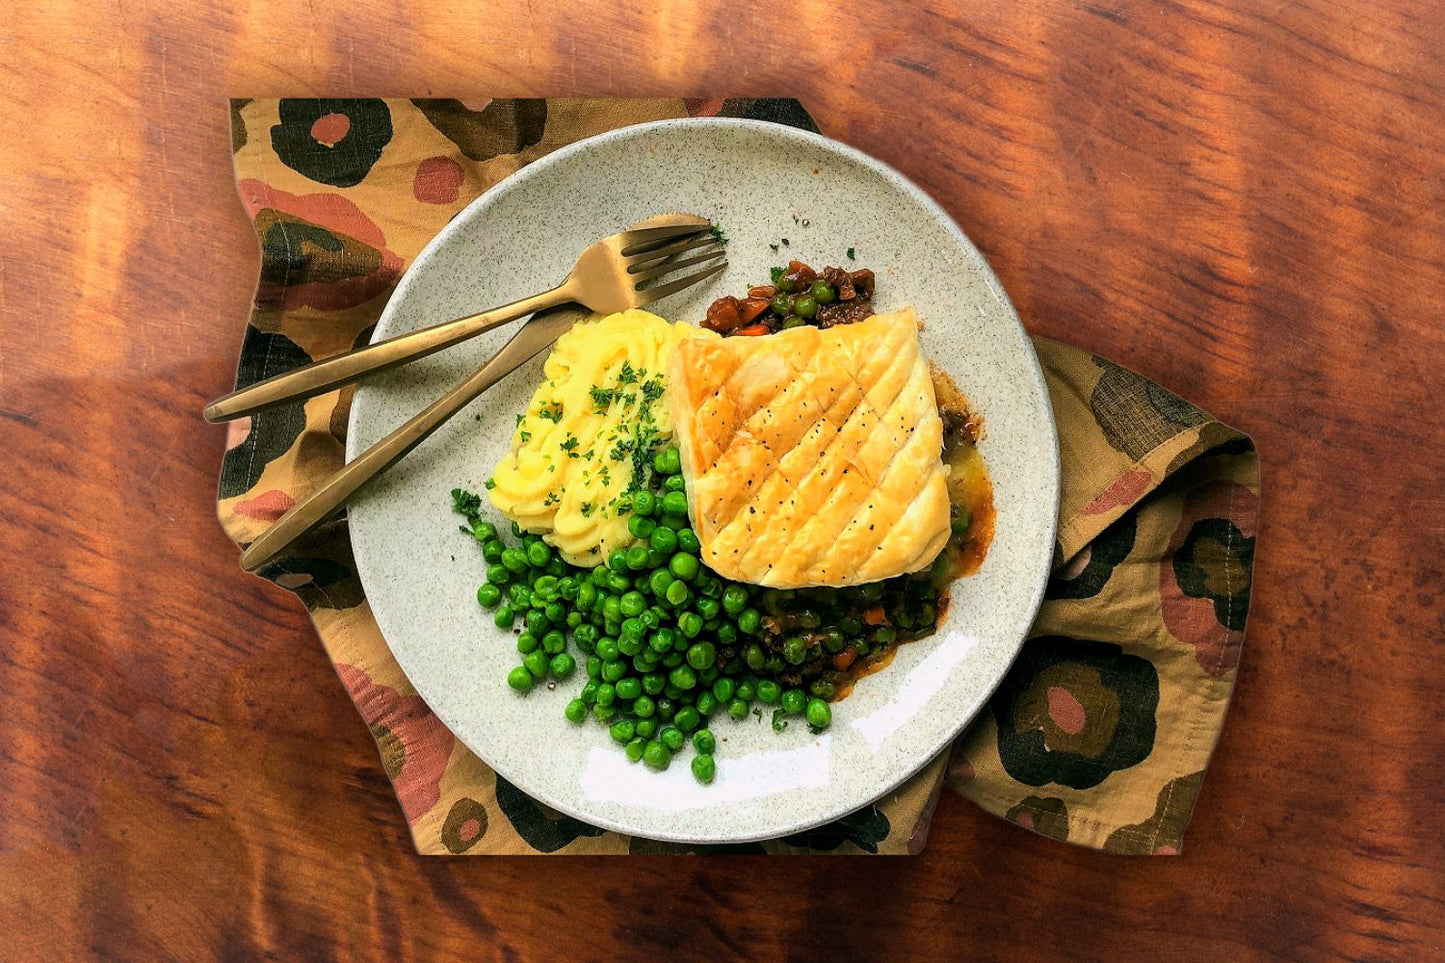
769 275 837 328
459 446 834 784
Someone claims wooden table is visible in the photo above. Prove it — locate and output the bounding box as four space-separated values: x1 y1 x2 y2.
2 2 1441 958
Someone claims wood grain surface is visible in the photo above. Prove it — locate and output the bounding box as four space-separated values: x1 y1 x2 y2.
2 1 1442 959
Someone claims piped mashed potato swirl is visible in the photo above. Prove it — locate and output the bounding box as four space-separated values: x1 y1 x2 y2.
487 309 716 564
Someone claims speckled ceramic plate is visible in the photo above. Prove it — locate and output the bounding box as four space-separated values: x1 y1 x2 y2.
347 118 1059 843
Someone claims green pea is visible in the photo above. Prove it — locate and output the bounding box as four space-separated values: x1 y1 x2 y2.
650 629 675 654
656 697 677 720
510 521 525 538
771 293 794 315
632 491 657 516
577 581 598 608
669 552 699 581
506 665 533 692
793 295 817 319
735 679 757 701
697 598 720 621
669 664 698 690
664 682 684 700
606 572 631 593
482 539 505 564
585 657 603 681
660 726 685 751
610 719 636 744
783 638 807 664
696 691 719 716
596 637 620 662
874 626 898 645
596 683 616 707
642 740 672 770
558 576 578 600
809 679 837 699
545 601 566 625
717 623 738 645
526 541 551 568
674 706 701 733
628 514 656 539
653 447 682 476
686 641 717 670
494 606 515 629
661 490 689 517
811 280 836 304
633 695 656 718
486 564 511 586
615 677 642 701
523 650 548 678
806 698 832 729
547 653 574 679
646 548 666 569
678 612 704 638
739 645 763 673
764 655 785 674
951 508 972 536
607 549 629 573
625 737 646 762
620 591 647 617
564 698 586 723
476 583 502 608
602 661 627 683
534 574 559 596
665 580 690 607
727 698 749 720
664 474 686 492
756 680 781 704
580 679 600 703
712 678 736 703
721 584 749 615
502 547 528 574
636 718 657 739
602 597 623 623
649 526 678 555
626 545 650 570
781 688 806 714
691 753 716 784
643 672 665 695
677 529 701 554
646 569 673 597
538 631 562 655
516 632 539 655
660 513 687 530
693 729 717 754
593 703 618 724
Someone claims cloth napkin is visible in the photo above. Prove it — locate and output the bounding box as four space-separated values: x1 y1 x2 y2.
218 98 1258 855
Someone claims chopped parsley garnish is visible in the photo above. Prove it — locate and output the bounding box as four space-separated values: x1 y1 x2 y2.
538 401 564 423
590 385 614 410
560 434 580 457
484 477 496 491
617 360 639 385
544 491 559 506
846 247 856 260
770 265 785 284
641 378 664 402
515 412 525 427
769 242 780 253
710 223 729 245
450 488 483 521
519 430 532 443
580 502 594 517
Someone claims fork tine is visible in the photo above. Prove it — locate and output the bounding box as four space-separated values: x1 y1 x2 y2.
625 234 718 271
634 261 728 305
632 248 727 283
618 224 710 255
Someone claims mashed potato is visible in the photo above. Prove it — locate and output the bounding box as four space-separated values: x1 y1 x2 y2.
487 310 716 565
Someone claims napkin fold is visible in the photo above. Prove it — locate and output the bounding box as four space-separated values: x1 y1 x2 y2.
218 98 1257 855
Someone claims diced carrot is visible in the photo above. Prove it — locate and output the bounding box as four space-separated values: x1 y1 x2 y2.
862 605 887 626
735 323 770 337
738 297 771 325
833 649 858 671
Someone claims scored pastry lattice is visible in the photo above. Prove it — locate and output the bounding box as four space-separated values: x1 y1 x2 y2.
667 310 951 588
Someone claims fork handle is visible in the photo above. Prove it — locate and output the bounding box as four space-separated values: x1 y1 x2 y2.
204 283 572 422
237 307 582 572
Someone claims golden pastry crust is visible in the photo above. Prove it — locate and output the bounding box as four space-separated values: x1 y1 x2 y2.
667 308 950 587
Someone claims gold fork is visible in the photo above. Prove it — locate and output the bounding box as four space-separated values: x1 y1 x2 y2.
232 214 723 571
203 215 725 422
